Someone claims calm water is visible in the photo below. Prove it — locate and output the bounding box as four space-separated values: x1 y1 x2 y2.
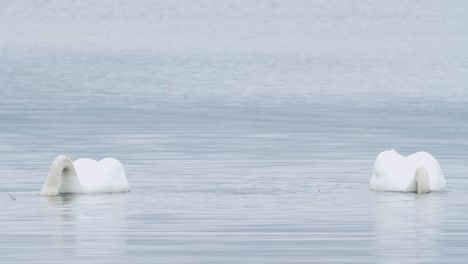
1 0 468 263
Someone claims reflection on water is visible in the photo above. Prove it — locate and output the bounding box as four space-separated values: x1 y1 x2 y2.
42 194 130 263
371 192 444 263
45 195 78 256
46 194 77 222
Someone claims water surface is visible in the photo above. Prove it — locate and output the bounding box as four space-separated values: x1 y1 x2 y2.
1 0 468 263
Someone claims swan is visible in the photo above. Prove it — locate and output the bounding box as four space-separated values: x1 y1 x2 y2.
40 155 130 196
369 149 446 193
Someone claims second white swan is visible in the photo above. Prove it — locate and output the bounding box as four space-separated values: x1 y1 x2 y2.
369 149 446 193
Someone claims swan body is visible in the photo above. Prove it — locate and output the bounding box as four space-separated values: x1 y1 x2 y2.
40 155 130 196
369 149 446 193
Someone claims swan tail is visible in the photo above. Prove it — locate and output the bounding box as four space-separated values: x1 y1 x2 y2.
415 166 430 193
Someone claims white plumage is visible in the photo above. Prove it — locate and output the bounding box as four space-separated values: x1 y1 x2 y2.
40 155 130 196
369 149 446 193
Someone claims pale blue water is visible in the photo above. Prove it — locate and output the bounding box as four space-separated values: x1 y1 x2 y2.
1 0 468 263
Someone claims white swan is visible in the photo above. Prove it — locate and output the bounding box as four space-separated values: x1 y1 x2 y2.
369 149 446 193
40 155 130 196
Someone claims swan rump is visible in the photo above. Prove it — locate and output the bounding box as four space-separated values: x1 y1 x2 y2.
40 155 130 196
369 149 446 193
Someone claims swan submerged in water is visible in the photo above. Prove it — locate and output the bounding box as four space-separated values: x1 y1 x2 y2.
40 155 130 196
369 149 446 193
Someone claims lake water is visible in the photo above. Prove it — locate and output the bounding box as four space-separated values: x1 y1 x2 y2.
1 0 468 263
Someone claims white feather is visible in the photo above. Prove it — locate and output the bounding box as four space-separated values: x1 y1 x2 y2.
369 149 446 193
40 155 130 196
